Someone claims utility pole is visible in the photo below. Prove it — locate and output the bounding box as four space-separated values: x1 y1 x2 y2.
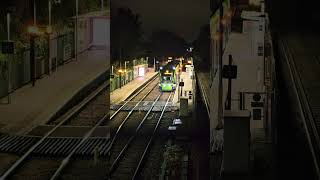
48 0 52 75
75 0 78 61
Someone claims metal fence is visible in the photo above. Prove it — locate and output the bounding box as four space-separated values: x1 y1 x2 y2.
110 70 134 92
0 32 75 99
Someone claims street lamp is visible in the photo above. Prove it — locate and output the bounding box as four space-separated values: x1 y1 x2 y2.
124 61 129 83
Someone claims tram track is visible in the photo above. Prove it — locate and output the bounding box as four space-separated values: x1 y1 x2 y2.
0 81 109 180
0 74 162 180
107 92 172 180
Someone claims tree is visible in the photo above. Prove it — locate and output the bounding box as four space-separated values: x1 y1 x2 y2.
111 8 142 63
193 24 210 68
149 30 188 58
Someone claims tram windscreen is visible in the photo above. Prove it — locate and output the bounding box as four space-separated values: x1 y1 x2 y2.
162 76 172 83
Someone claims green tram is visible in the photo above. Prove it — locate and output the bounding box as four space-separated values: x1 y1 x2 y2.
159 60 180 92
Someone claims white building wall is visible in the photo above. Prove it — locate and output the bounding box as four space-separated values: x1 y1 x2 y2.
209 10 267 151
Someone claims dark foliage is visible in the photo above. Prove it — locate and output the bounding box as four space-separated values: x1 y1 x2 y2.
111 8 142 63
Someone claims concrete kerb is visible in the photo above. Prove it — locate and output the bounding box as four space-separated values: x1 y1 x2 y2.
22 70 108 135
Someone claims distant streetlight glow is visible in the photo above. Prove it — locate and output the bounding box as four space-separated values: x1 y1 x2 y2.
46 26 52 34
27 25 40 35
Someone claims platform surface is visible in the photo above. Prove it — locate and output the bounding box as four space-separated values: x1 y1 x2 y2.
0 50 108 135
110 69 158 105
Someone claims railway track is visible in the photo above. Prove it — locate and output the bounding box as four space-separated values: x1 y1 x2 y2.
107 92 173 180
280 38 320 178
0 81 109 180
0 74 164 179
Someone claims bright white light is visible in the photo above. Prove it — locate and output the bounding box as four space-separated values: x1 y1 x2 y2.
160 67 163 70
168 126 177 131
138 67 145 76
173 119 182 125
173 66 176 70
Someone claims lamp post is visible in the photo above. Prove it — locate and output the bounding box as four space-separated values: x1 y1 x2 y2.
28 0 39 87
124 61 129 83
75 0 78 61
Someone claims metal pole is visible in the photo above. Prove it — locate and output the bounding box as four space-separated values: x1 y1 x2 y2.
225 54 233 110
111 65 114 75
124 62 127 84
30 36 36 87
48 0 52 75
75 0 78 61
154 57 156 71
101 0 104 12
7 13 11 104
49 0 51 26
34 0 37 25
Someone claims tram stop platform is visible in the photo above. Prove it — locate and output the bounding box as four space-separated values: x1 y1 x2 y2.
172 66 195 114
110 68 158 105
0 50 108 135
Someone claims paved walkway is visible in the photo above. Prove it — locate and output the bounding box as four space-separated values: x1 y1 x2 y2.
172 69 195 108
0 50 108 135
110 69 157 105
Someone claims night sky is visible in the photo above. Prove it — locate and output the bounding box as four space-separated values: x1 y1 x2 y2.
112 0 211 42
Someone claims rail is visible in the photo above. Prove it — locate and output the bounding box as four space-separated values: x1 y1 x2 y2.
132 92 173 180
108 94 162 175
0 81 107 180
51 73 159 179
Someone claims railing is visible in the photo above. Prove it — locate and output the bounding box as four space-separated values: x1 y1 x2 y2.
0 32 76 99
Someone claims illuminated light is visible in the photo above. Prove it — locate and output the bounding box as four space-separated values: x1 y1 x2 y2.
173 66 176 70
173 118 182 125
221 18 227 26
27 25 40 35
160 67 163 70
166 70 169 73
188 60 192 64
118 69 123 73
213 32 221 40
138 67 145 76
46 26 52 34
168 57 173 60
226 9 233 18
